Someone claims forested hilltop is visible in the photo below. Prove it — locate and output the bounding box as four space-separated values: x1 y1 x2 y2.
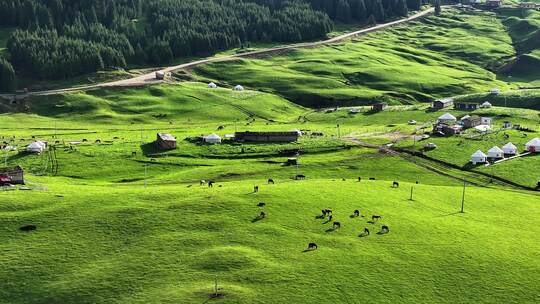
0 0 428 88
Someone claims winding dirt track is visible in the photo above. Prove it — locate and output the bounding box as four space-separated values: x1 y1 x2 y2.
2 7 436 98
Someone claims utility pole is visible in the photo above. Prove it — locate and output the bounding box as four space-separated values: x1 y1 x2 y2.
409 186 414 201
460 178 466 213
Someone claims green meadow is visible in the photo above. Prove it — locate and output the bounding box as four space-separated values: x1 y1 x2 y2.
193 9 519 107
1 6 540 304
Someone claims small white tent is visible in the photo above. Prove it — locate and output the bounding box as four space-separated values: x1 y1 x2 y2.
487 146 504 159
27 141 46 153
208 82 217 88
437 113 457 124
481 101 492 108
471 150 487 165
525 138 540 153
204 133 222 144
233 85 244 91
502 142 517 155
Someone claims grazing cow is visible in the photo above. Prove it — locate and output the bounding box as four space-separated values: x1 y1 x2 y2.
20 224 37 232
254 186 259 193
267 179 275 184
217 125 224 130
369 177 375 180
257 202 266 207
200 180 206 186
324 209 332 215
416 181 419 184
95 139 101 143
55 140 60 144
295 174 306 180
372 215 382 221
363 228 370 235
132 152 137 156
321 209 327 217
82 139 87 142
260 212 266 218
353 210 360 217
358 177 362 182
308 242 318 250
333 222 341 229
208 181 214 188
328 215 333 222
31 136 36 139
392 181 399 188
113 136 120 140
381 225 390 233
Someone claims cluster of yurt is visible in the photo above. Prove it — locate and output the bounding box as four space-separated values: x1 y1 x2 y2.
470 142 520 164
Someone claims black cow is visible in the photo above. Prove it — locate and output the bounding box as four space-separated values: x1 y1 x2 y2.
328 215 333 222
369 177 375 180
353 210 360 217
372 215 382 221
254 186 259 193
257 202 266 207
363 228 370 235
295 174 306 180
132 151 137 156
208 181 214 188
308 242 318 250
392 181 399 188
260 212 266 219
268 179 275 184
358 177 362 182
20 224 37 232
381 225 390 233
333 222 341 229
217 125 224 130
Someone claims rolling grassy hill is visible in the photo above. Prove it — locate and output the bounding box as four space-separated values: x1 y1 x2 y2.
1 178 539 304
193 9 517 107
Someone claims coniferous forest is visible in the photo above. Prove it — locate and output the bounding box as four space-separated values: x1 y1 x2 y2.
0 0 427 84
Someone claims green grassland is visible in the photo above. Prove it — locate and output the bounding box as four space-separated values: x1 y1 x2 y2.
1 82 540 303
193 10 517 107
2 6 540 302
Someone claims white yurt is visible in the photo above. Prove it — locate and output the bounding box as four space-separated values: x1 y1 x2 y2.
471 150 487 165
490 88 500 95
233 85 244 91
487 146 504 159
525 138 540 153
27 141 46 153
155 71 165 80
502 142 517 155
208 82 217 88
481 101 492 108
291 129 303 136
437 113 457 124
204 133 222 144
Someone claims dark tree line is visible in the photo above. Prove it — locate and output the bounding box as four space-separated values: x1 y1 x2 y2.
0 0 430 86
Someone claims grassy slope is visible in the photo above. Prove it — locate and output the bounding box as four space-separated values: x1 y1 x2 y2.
1 83 540 303
193 10 516 107
1 179 539 304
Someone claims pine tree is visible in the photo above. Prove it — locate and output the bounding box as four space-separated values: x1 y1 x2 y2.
0 58 17 92
434 0 441 16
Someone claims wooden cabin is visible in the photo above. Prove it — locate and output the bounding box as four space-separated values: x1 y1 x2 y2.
156 133 177 150
0 166 24 185
235 131 299 142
